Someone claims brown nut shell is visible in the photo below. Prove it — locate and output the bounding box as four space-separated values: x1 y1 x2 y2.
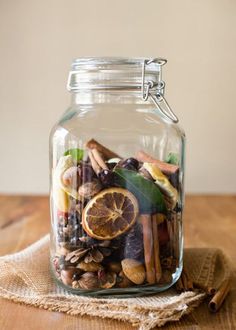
117 271 134 288
121 259 146 285
61 269 76 286
78 272 99 289
78 180 102 199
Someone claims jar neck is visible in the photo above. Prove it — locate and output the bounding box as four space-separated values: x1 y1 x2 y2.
70 90 152 105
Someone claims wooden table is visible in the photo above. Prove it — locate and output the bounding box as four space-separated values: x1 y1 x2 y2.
0 195 235 329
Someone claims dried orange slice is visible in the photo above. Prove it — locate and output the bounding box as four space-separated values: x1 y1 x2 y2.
82 187 139 240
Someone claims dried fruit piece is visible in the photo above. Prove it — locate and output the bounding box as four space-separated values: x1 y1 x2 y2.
121 258 146 285
53 155 78 201
82 187 139 240
143 162 178 210
62 166 80 189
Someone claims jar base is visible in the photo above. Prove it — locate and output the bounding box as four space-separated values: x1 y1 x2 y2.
51 264 183 298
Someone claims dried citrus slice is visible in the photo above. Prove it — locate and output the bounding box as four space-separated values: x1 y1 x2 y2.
82 187 139 240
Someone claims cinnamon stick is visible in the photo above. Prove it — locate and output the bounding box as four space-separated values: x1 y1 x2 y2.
193 281 216 296
86 139 121 160
152 214 162 282
136 150 179 175
140 214 156 284
208 279 231 312
183 269 193 291
91 148 108 170
175 277 184 292
88 150 101 175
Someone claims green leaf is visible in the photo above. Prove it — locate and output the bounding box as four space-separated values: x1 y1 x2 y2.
114 168 166 214
64 148 84 162
165 152 179 165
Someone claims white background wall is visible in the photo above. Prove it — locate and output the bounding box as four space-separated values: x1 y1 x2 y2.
0 0 236 194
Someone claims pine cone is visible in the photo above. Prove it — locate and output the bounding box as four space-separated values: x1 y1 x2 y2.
64 237 113 266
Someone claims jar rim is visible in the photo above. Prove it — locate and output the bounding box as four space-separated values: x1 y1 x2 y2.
71 57 166 71
67 57 166 92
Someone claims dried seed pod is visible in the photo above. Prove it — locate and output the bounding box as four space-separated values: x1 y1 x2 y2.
121 259 146 285
78 272 99 289
117 271 133 288
78 180 102 199
61 268 76 286
98 270 117 289
107 261 122 274
77 261 103 272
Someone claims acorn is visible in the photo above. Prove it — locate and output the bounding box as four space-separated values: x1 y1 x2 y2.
121 259 146 285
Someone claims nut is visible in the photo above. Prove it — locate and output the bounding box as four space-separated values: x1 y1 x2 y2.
121 259 146 285
117 271 133 288
78 272 99 289
61 268 76 286
78 180 102 199
77 261 103 272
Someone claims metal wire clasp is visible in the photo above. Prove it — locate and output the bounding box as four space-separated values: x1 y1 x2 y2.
141 58 179 123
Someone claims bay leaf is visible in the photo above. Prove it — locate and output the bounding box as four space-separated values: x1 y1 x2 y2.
114 168 166 214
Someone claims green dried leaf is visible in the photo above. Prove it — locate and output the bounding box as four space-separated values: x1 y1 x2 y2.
114 168 166 214
165 153 179 165
64 148 84 162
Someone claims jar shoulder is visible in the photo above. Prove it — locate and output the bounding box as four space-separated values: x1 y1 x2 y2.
52 104 185 140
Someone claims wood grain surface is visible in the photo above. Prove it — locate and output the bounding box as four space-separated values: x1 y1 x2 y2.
0 195 235 330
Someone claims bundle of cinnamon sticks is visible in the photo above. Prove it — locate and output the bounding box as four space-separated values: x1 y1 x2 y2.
176 268 231 313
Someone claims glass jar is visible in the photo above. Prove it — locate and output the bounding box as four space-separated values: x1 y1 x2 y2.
50 57 185 297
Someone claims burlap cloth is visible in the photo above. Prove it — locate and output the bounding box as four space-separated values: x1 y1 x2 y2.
0 235 232 329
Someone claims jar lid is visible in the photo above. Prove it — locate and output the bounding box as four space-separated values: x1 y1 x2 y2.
67 57 166 92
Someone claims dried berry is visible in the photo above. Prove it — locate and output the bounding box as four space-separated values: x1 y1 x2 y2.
115 158 140 171
125 158 139 170
98 169 114 186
